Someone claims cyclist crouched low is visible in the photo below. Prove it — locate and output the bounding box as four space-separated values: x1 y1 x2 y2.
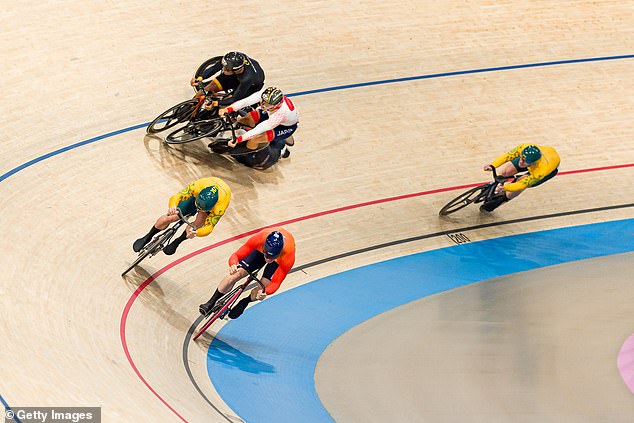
216 86 299 170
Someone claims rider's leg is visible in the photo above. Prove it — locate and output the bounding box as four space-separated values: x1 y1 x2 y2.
199 250 267 315
481 187 523 212
133 213 179 252
497 160 522 177
199 268 248 315
228 261 276 319
164 210 207 255
480 159 525 212
245 133 269 150
237 113 256 128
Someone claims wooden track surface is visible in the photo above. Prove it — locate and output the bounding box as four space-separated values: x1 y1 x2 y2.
1 1 633 422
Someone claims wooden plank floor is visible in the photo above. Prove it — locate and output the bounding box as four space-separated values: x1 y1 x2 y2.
1 1 632 421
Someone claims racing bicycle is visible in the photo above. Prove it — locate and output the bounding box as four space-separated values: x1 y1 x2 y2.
165 111 268 156
146 77 224 134
193 266 265 341
438 168 525 216
121 209 196 276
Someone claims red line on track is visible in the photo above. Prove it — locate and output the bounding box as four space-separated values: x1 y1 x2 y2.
119 162 634 422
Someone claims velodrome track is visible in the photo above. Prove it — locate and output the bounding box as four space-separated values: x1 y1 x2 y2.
1 2 633 422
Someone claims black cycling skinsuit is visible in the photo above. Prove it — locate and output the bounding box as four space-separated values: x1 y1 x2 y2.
201 56 265 106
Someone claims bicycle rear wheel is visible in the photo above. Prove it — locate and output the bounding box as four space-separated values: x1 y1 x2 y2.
121 229 174 276
438 184 489 216
165 119 224 145
194 56 223 84
147 99 199 134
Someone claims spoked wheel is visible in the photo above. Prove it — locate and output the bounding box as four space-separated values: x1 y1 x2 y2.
194 56 223 86
165 119 225 145
193 287 243 341
438 184 489 216
147 99 199 134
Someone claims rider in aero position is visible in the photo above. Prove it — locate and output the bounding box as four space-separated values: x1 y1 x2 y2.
199 228 296 319
190 51 265 106
481 143 560 212
220 86 299 169
133 177 231 255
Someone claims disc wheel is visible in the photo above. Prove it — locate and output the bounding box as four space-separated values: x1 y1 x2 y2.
438 185 488 216
194 56 223 83
147 99 199 134
165 119 224 145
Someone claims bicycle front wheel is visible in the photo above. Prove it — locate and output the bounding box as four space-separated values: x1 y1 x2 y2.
193 288 243 341
165 119 224 145
438 185 488 216
121 247 153 277
147 99 199 134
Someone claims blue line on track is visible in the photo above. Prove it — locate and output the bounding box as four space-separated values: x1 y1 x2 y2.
1 54 632 184
0 394 22 423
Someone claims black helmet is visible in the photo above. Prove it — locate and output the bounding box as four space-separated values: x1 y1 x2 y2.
222 52 246 71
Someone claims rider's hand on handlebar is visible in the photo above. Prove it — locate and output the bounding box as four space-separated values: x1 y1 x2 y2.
483 164 494 171
190 77 197 87
203 99 218 110
167 206 179 216
251 287 266 301
185 225 197 239
494 183 505 195
229 264 240 274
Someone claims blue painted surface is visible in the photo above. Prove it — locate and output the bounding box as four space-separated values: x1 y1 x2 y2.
207 219 634 423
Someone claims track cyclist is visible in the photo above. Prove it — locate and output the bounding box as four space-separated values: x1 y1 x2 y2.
191 51 265 107
217 86 299 169
133 177 231 255
199 228 295 319
481 143 560 212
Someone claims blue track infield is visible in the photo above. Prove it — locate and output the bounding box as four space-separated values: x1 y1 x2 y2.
207 218 634 423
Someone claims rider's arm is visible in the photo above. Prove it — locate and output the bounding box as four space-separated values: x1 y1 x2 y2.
217 74 260 106
195 209 223 237
490 143 527 168
228 232 266 265
168 181 197 207
236 109 287 143
265 251 295 295
195 190 230 237
225 88 264 113
503 149 560 192
200 61 223 80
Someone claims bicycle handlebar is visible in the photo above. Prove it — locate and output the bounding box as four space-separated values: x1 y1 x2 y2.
237 264 266 291
175 208 197 230
488 166 528 184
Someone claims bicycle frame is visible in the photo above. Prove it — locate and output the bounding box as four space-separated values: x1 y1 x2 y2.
121 209 196 276
192 266 266 340
438 168 525 216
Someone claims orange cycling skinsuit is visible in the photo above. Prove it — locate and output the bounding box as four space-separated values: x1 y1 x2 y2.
230 227 296 295
198 227 296 319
